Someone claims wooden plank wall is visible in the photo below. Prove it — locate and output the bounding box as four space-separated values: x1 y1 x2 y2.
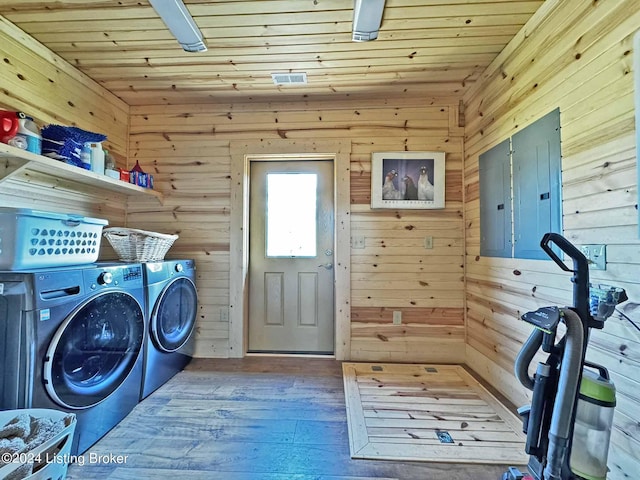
349 99 465 363
127 96 466 362
462 1 640 477
0 16 130 225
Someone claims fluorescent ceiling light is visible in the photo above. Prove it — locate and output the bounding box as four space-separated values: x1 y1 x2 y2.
149 0 207 52
352 0 386 42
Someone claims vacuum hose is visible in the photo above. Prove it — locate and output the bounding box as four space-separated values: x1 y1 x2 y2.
544 308 585 480
514 328 544 390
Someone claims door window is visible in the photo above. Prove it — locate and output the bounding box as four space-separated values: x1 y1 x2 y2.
266 173 317 257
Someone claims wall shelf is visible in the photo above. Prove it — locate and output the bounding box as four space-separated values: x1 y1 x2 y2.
0 143 163 203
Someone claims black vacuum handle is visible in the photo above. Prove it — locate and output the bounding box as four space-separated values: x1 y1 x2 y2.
540 233 585 273
584 361 610 380
540 233 590 321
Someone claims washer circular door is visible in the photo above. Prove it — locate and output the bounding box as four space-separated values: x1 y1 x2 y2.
151 277 197 352
44 291 144 409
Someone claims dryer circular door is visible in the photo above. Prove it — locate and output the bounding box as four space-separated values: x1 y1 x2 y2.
44 291 145 409
151 277 197 353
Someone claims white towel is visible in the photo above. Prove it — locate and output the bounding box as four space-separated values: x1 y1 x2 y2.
0 412 72 480
0 414 31 440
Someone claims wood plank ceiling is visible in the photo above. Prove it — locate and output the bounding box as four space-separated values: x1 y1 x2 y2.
0 0 544 105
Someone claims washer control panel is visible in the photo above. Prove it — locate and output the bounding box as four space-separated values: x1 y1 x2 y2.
86 264 143 290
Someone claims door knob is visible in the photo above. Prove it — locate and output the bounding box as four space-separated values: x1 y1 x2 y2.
318 263 333 270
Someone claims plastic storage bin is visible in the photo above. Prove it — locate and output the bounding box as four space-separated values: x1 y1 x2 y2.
0 409 76 480
0 208 108 270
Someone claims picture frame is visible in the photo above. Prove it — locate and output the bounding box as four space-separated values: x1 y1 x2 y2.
370 151 446 209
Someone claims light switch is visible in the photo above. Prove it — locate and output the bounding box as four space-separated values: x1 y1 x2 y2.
352 236 365 249
424 236 433 249
580 244 606 270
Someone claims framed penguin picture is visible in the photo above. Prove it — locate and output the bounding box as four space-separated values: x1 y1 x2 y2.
370 151 446 209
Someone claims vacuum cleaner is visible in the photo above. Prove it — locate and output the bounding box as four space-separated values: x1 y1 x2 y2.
503 233 627 480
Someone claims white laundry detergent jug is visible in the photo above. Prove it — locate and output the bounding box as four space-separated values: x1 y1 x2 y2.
17 116 42 154
90 142 105 174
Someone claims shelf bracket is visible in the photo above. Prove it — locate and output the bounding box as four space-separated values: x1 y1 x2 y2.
0 157 30 185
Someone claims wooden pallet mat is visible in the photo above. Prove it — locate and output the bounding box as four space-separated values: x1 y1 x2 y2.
342 363 528 464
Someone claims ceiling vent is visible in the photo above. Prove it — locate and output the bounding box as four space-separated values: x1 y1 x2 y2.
271 73 308 85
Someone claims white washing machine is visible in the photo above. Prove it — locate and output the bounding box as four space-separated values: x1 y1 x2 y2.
0 263 145 455
140 259 197 400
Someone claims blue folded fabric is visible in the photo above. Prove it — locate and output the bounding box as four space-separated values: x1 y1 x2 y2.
41 125 107 167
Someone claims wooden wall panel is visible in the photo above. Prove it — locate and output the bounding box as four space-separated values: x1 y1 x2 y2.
125 131 231 357
128 96 465 361
462 1 640 477
0 17 130 241
348 107 465 362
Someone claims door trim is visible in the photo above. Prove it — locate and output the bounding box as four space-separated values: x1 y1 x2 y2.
230 139 351 360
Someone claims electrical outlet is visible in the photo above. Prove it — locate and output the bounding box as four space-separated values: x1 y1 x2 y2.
580 244 606 270
424 236 433 249
392 310 402 325
220 307 229 322
352 235 365 249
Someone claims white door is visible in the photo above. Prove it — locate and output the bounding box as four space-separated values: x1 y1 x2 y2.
249 160 335 353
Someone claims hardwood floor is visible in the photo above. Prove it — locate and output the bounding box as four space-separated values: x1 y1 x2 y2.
66 357 518 479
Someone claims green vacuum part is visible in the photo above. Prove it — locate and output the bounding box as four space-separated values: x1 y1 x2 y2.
579 369 616 405
571 368 616 480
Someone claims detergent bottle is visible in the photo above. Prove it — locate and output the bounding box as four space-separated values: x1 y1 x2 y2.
0 110 20 144
4 112 42 154
17 115 42 154
90 142 105 174
80 143 92 170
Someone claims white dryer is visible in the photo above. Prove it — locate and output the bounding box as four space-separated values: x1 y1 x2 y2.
141 259 197 400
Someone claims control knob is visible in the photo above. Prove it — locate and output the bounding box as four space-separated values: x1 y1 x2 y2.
98 271 113 285
175 263 183 273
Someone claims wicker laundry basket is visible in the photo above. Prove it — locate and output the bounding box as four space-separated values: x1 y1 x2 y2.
103 227 178 262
